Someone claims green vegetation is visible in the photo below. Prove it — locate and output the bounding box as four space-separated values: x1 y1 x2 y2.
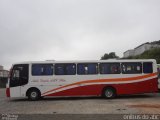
100 47 160 64
101 52 119 60
125 48 160 64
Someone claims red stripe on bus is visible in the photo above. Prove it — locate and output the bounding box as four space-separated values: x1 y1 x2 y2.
45 78 158 97
42 72 157 96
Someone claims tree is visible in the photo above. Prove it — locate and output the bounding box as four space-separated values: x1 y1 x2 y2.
101 52 119 60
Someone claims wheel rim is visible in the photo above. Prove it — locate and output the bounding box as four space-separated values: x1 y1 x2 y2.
31 91 37 98
105 89 113 98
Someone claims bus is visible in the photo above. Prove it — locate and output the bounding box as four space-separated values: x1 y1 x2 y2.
157 64 160 90
6 59 159 100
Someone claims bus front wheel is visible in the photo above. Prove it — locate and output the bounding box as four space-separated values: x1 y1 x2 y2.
28 89 40 101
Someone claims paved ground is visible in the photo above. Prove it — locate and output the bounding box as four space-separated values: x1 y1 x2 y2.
0 88 160 119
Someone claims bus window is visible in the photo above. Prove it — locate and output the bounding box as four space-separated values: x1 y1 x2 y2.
32 64 53 76
66 64 76 75
143 62 153 73
12 70 20 80
55 64 76 75
121 62 142 74
99 63 121 74
77 63 98 75
10 64 29 87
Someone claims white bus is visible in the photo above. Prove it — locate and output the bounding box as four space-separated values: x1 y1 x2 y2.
6 59 159 100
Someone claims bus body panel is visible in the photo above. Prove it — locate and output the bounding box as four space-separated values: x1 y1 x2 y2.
6 59 159 99
44 78 158 97
10 86 21 98
41 74 158 97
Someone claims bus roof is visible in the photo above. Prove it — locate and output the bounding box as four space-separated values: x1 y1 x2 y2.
13 59 157 65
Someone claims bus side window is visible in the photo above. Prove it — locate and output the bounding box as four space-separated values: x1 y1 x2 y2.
143 62 153 73
55 65 65 75
44 64 54 75
32 64 42 75
121 62 142 74
66 64 76 75
32 64 53 76
88 64 98 74
55 64 76 75
77 63 98 75
99 63 120 74
77 64 85 74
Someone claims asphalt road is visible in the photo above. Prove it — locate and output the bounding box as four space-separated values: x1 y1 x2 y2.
0 88 160 120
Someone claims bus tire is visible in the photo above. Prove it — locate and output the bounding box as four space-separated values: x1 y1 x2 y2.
102 87 116 99
27 89 41 101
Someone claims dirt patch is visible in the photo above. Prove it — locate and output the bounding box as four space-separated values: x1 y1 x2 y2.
128 104 160 108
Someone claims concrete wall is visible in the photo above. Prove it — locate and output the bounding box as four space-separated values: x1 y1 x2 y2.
134 44 151 56
0 66 3 70
123 43 160 58
123 50 134 58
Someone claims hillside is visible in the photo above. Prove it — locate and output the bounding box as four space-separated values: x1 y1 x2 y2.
150 40 160 45
125 47 160 64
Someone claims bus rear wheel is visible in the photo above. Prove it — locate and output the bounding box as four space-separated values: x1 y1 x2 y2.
103 87 116 99
28 89 40 101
